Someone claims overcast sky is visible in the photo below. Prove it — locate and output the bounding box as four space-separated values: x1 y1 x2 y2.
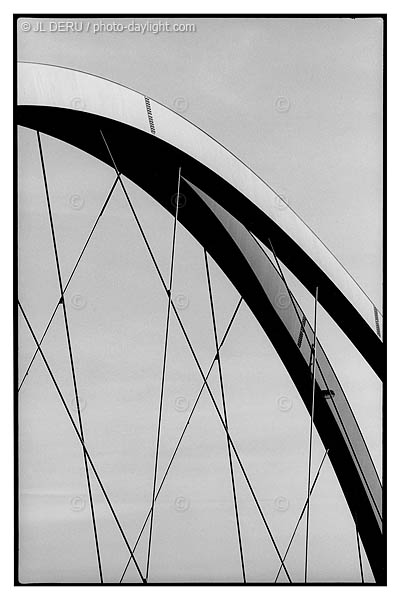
17 16 383 584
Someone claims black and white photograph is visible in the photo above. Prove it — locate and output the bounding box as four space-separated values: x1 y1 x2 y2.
13 12 386 586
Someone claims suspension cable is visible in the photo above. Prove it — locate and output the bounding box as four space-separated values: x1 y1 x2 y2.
119 298 243 583
265 236 382 529
274 449 329 582
204 249 246 583
99 131 291 582
145 167 181 581
304 286 319 583
18 175 119 391
18 300 146 583
37 131 104 583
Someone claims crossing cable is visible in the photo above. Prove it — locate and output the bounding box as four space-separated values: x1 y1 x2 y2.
18 300 147 583
204 249 246 583
119 298 243 583
145 167 181 581
274 449 329 582
18 175 119 391
37 131 104 583
99 130 292 582
304 285 318 583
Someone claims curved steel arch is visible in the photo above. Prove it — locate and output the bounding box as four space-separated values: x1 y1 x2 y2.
17 62 384 379
17 62 384 582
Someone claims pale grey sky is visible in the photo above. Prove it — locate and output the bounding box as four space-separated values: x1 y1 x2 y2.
17 16 383 583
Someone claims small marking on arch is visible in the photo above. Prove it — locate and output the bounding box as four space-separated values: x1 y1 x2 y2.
297 315 307 348
373 305 381 338
144 97 156 135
